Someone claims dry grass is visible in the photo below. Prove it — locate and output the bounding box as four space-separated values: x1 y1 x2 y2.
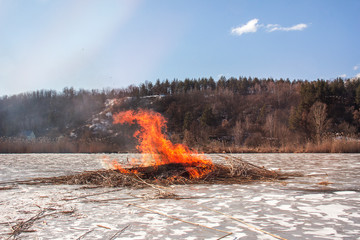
1 137 359 154
330 138 360 153
304 138 360 153
200 138 360 153
26 169 144 187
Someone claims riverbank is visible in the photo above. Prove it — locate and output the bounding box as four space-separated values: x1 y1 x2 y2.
1 137 359 153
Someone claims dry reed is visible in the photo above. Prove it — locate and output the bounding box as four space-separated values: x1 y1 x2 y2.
14 157 287 188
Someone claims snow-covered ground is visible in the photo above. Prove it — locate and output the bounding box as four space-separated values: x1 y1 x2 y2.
0 153 359 239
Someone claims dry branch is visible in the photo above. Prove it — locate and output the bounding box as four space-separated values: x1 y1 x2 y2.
97 224 111 229
0 186 16 191
62 189 125 201
8 208 75 239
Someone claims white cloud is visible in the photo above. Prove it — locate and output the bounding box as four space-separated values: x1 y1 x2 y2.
231 19 308 37
266 23 307 32
354 65 359 71
339 74 347 78
356 73 360 78
266 24 280 32
231 18 259 36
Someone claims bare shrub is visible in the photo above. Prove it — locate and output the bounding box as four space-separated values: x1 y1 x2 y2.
183 129 196 146
244 132 263 148
233 120 244 146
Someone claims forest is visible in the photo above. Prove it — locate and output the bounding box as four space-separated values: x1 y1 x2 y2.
1 76 360 153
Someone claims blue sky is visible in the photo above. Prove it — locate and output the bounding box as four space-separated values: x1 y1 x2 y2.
0 0 359 96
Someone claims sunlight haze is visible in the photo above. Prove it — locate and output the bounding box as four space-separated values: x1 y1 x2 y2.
0 0 359 96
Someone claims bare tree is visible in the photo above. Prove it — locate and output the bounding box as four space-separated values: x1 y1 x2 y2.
264 113 275 138
233 120 244 145
309 101 329 144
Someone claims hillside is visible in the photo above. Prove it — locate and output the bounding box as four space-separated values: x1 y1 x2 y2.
1 77 360 153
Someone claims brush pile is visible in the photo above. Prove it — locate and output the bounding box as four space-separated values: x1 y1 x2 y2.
23 157 285 188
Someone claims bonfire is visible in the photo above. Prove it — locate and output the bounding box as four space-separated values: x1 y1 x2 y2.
108 109 214 179
21 109 285 188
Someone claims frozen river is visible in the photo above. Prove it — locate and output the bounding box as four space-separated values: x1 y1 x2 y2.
0 153 359 239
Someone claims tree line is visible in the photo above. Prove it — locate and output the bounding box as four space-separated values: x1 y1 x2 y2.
1 76 360 152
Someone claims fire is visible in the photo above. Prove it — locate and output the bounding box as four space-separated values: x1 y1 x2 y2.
110 109 214 179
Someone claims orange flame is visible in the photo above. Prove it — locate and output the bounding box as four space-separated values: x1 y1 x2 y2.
111 109 214 179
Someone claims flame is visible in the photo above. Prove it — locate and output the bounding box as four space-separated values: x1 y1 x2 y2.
111 109 214 179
